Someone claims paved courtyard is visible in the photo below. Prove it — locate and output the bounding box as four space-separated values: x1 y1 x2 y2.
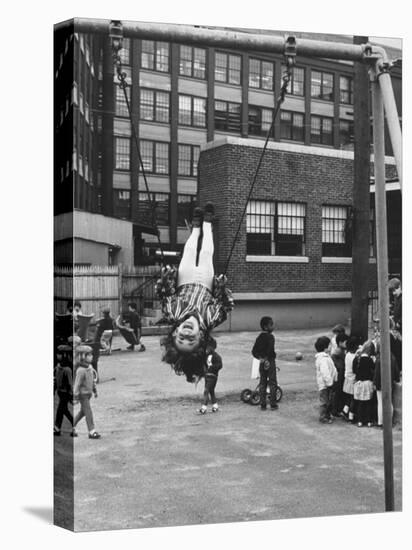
54 328 402 532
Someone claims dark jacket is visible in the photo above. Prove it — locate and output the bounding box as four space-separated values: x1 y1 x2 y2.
252 332 276 361
205 351 223 377
354 355 374 381
373 353 400 391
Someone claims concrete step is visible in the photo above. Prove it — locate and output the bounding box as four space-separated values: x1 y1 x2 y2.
141 325 169 336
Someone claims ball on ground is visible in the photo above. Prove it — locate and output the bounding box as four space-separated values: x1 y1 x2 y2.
295 352 303 361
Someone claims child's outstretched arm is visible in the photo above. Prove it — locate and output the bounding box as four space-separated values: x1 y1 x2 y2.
212 274 235 312
155 265 178 300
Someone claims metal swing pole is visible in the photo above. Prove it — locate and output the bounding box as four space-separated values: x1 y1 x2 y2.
370 68 395 512
374 48 402 192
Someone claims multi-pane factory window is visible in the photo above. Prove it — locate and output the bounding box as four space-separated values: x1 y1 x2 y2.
339 119 354 149
311 115 333 146
246 200 306 256
281 65 305 96
311 70 334 101
214 100 241 133
115 85 131 117
179 46 206 79
322 205 351 256
140 140 170 174
178 144 200 176
339 76 354 105
248 106 273 137
177 194 197 226
280 110 305 141
141 40 169 72
140 89 170 123
113 189 130 219
138 192 170 225
215 52 241 85
178 95 206 127
119 38 131 65
114 137 130 170
249 58 274 90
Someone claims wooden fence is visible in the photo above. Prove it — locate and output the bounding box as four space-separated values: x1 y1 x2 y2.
54 264 161 319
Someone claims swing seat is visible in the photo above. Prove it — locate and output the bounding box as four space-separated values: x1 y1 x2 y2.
76 313 94 341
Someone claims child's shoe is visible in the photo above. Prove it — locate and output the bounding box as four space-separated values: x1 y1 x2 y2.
367 422 373 428
88 431 101 439
357 422 363 428
270 404 279 410
260 405 267 410
211 403 219 413
203 202 215 223
127 344 134 351
139 344 146 352
199 405 207 415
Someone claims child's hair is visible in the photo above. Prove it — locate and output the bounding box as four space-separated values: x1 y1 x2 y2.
346 335 360 353
260 316 273 331
332 324 346 334
128 302 137 310
336 333 349 346
74 300 82 309
102 307 111 316
315 336 331 352
388 277 401 291
360 340 376 356
160 329 216 382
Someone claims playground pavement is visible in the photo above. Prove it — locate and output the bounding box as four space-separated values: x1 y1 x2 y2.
54 327 402 532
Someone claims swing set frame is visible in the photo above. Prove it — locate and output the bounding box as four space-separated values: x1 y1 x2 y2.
57 17 402 512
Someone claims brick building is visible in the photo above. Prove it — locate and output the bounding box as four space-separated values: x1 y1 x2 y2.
54 20 402 266
199 137 399 329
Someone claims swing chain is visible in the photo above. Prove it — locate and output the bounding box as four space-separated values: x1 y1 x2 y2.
109 20 165 264
279 36 296 103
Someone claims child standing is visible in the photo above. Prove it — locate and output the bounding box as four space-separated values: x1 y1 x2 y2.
315 336 338 423
330 324 347 355
373 335 400 427
73 345 101 439
342 336 360 422
54 344 75 436
353 340 376 427
331 333 348 416
199 348 223 414
125 302 145 352
252 316 278 411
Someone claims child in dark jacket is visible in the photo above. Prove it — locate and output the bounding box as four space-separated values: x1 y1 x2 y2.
331 332 348 416
353 340 376 427
124 302 145 352
54 344 75 436
199 348 223 414
373 335 400 427
252 316 278 411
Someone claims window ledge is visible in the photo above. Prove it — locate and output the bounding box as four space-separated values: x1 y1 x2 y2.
246 255 309 263
322 257 377 264
322 257 351 263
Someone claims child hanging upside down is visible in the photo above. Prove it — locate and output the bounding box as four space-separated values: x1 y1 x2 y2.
156 202 234 383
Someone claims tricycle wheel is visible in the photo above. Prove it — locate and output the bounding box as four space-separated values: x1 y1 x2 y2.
249 390 261 406
240 389 252 403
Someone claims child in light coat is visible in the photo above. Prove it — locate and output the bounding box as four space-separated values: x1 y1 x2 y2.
315 336 338 423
